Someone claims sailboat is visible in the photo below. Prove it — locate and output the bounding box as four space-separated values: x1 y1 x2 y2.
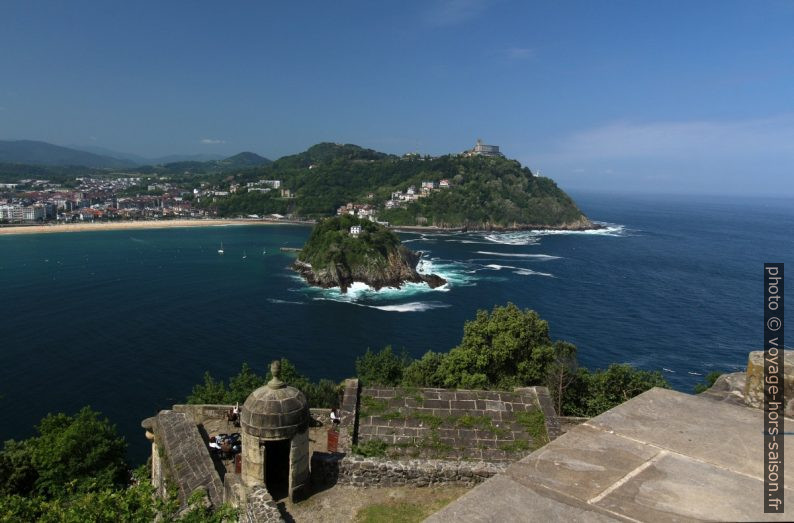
218 242 224 255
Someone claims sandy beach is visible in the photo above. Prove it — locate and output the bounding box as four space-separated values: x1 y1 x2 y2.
0 218 312 236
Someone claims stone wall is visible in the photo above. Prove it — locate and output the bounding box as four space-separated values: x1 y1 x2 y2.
173 404 232 424
243 486 284 523
311 453 505 488
336 378 360 452
357 386 547 461
149 410 224 508
744 350 794 416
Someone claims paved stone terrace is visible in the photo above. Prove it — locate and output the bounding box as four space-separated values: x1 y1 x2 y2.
427 387 794 522
358 386 547 462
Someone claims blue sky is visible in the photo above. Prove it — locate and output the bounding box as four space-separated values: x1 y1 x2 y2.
1 1 793 194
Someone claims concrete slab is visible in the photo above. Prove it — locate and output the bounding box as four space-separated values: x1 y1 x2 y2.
428 388 793 522
424 474 623 523
506 424 660 501
585 387 790 483
595 451 794 522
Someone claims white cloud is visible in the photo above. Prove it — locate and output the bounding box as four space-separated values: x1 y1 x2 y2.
530 114 794 194
505 47 534 60
546 115 794 161
200 138 226 145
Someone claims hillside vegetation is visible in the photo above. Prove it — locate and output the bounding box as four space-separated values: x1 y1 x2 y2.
298 215 401 271
217 144 591 228
293 215 445 292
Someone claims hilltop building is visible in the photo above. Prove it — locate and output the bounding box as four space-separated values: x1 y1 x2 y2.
464 139 504 158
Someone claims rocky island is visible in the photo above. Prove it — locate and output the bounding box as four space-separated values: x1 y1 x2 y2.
292 215 446 293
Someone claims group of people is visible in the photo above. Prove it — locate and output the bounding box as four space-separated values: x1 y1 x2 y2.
209 432 241 459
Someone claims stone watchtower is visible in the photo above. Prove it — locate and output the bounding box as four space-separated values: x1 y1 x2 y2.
240 360 310 501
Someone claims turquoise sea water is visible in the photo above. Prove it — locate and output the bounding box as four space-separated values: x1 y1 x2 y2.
0 192 791 463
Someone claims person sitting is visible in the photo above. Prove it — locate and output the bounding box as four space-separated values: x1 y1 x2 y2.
220 439 233 459
208 436 221 455
227 407 239 427
330 408 341 425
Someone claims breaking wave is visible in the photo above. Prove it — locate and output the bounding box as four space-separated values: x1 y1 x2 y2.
482 264 554 277
267 298 304 305
482 222 626 245
475 251 560 260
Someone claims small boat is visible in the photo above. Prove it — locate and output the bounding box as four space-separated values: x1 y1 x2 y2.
218 242 224 255
262 248 267 255
242 250 247 259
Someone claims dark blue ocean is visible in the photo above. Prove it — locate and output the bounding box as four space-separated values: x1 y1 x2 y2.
1 192 791 463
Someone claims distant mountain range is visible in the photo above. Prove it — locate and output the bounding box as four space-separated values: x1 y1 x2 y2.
0 140 271 169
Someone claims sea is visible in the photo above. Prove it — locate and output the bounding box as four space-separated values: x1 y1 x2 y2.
0 192 791 463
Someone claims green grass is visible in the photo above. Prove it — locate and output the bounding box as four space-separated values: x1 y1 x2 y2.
360 396 389 417
352 439 390 458
382 411 407 421
356 503 428 523
515 410 549 446
418 433 453 454
499 439 531 453
412 412 443 429
453 414 507 436
355 493 462 523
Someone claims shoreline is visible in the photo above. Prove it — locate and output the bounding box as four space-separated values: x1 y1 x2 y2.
0 218 601 237
0 218 314 236
390 221 601 234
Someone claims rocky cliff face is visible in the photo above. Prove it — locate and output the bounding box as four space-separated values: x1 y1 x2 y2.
292 246 446 293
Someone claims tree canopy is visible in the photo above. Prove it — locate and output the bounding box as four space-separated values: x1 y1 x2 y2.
353 303 668 417
187 359 341 409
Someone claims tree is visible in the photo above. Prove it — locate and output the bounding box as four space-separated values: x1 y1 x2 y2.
436 303 557 389
187 372 229 405
402 351 445 387
545 341 578 415
694 371 723 393
562 364 669 417
187 360 340 409
0 407 128 498
355 346 411 386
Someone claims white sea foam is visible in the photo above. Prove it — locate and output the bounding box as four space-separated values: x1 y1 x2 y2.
514 268 554 277
475 251 560 260
369 301 451 312
480 263 553 277
529 222 627 237
267 298 304 305
444 238 493 245
312 297 450 312
484 264 521 270
481 223 627 245
482 232 541 246
662 368 675 373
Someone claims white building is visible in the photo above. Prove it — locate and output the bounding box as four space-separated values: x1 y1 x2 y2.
464 139 504 158
350 225 362 237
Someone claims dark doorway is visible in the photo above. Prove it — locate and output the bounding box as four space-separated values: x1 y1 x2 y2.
265 439 290 500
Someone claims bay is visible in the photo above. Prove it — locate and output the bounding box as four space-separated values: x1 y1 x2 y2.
0 192 791 463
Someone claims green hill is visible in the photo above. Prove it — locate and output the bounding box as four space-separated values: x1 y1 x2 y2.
293 215 445 292
220 151 271 167
0 140 135 168
243 148 592 229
